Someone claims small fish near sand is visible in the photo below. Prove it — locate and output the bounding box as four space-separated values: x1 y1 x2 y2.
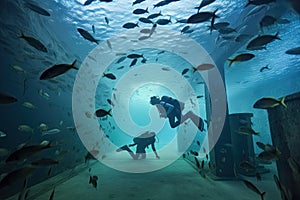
237 126 259 136
242 179 266 200
40 60 78 80
77 28 100 44
0 92 18 104
18 125 34 133
31 158 59 166
22 102 36 109
253 97 286 109
24 2 50 16
42 128 61 136
227 53 255 67
95 109 112 117
49 188 55 200
19 32 48 53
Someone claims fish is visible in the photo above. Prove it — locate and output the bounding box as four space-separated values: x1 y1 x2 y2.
116 56 126 64
103 73 116 80
190 150 199 156
259 65 270 72
105 17 109 25
92 25 95 34
133 8 148 14
89 176 98 188
139 17 153 24
218 27 236 34
18 125 34 133
182 153 186 158
259 15 277 30
122 22 139 29
193 63 215 72
147 11 162 19
239 161 256 171
42 128 61 136
0 92 18 104
285 47 300 55
130 58 138 67
85 151 97 163
77 28 99 44
0 165 35 190
95 109 112 117
156 18 171 25
48 168 52 176
253 97 286 109
246 33 281 50
32 158 59 166
38 123 48 132
40 60 78 80
201 160 205 169
206 154 208 160
196 95 204 98
196 141 200 146
195 0 216 12
22 102 36 109
187 10 218 23
227 53 255 67
237 126 259 136
6 141 53 163
106 40 112 49
245 0 276 7
107 99 114 106
149 23 157 36
132 0 146 6
19 32 47 52
84 0 95 5
256 142 266 150
127 53 144 59
153 1 170 8
183 29 194 34
193 157 200 168
117 66 125 70
0 130 7 138
48 188 55 200
24 2 50 16
258 150 281 161
181 26 190 34
242 179 266 200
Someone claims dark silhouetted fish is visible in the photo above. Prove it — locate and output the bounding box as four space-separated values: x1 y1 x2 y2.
195 0 216 12
116 56 126 64
19 32 47 52
92 25 95 34
259 15 277 30
100 0 112 2
253 97 286 109
181 26 190 34
24 2 50 16
89 176 98 188
107 99 115 106
49 188 55 200
139 17 153 24
242 179 266 200
123 22 139 29
95 109 112 117
247 33 281 50
127 53 143 59
103 73 116 80
84 0 96 5
195 157 200 168
187 9 218 23
105 17 109 25
0 165 35 190
286 47 300 55
40 60 78 80
227 53 255 67
259 65 270 72
31 158 59 166
181 68 189 75
156 18 171 25
6 141 53 163
0 92 18 104
77 28 99 44
130 58 138 67
133 8 148 14
132 0 146 6
147 11 162 19
154 1 169 8
245 0 276 7
193 63 215 71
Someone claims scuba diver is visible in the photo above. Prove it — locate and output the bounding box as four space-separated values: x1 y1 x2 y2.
150 96 204 131
116 131 160 160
